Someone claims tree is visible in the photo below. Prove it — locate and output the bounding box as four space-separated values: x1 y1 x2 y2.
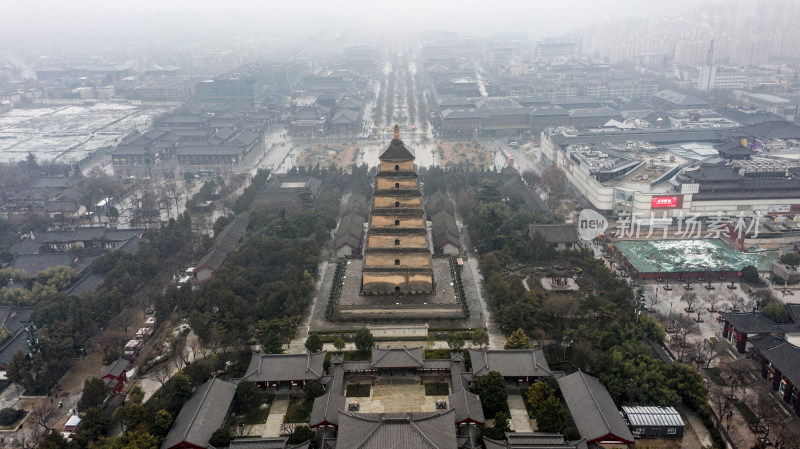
72 406 110 447
541 166 566 209
127 385 145 404
521 169 541 188
472 328 489 349
475 371 508 416
526 380 556 411
447 332 465 351
779 252 800 270
681 292 697 313
536 396 568 433
762 300 790 323
333 337 346 352
37 430 70 449
692 339 727 369
493 411 511 432
209 428 231 448
288 425 316 445
89 430 162 449
0 407 22 425
303 379 325 399
112 402 147 433
152 409 173 437
504 328 531 349
261 332 284 354
29 400 59 431
305 334 323 353
235 381 259 413
741 265 761 284
354 328 374 352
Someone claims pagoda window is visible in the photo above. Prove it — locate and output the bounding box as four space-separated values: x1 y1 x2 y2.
394 201 400 207
395 182 400 189
395 165 400 170
395 259 400 265
395 219 400 226
395 239 400 246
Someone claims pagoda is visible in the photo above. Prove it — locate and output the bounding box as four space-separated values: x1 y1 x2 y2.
361 125 434 294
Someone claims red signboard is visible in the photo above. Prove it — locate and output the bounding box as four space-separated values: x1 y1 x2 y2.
651 195 683 209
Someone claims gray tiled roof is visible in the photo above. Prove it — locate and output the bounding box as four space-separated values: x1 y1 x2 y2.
0 331 29 369
65 273 105 296
370 347 424 369
557 371 634 444
379 138 415 162
229 437 287 449
242 351 326 383
431 211 460 250
161 378 236 449
118 236 149 255
335 410 458 449
196 213 250 272
749 334 800 387
9 239 44 255
469 348 552 378
104 357 131 378
449 353 468 392
334 212 365 251
448 389 484 425
11 253 76 277
740 121 800 140
309 393 347 427
720 312 786 334
501 432 589 449
0 307 33 335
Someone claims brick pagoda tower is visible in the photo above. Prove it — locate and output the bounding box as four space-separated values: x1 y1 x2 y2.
362 125 434 294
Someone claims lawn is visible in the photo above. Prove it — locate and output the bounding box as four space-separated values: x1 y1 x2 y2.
343 351 372 362
242 403 271 425
285 398 314 423
0 410 27 431
424 383 450 396
734 401 758 425
346 384 371 397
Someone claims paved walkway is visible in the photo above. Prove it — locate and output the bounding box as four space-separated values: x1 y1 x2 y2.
507 395 533 432
263 399 289 437
288 260 328 353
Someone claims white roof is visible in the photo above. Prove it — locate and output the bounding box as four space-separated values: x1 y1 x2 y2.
65 415 81 427
622 406 684 427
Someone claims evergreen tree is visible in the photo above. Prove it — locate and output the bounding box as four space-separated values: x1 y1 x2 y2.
504 328 531 349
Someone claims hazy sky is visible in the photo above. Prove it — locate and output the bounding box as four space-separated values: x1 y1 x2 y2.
3 0 715 45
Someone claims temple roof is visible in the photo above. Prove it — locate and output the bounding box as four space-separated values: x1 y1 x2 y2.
380 138 415 162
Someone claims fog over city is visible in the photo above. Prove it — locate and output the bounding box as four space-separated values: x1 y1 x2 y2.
2 1 800 449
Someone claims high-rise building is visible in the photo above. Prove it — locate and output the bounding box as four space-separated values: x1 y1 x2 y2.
362 126 434 294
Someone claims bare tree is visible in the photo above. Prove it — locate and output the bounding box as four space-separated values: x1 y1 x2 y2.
29 401 59 431
521 169 541 188
647 292 659 311
707 293 720 312
163 180 185 216
114 309 138 337
772 418 800 449
671 314 700 362
153 364 170 386
693 338 727 368
747 394 782 439
682 292 697 312
727 359 756 398
730 295 745 312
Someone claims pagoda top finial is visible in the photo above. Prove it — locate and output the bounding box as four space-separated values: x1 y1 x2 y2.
393 124 400 139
